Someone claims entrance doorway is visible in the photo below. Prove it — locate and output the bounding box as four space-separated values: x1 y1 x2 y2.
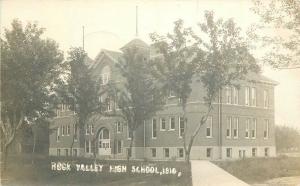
98 128 111 155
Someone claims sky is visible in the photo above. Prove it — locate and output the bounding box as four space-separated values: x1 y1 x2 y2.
1 0 299 129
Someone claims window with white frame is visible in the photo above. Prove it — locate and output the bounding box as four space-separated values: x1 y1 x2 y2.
90 124 94 135
101 66 110 85
264 90 269 108
169 117 175 130
232 87 239 105
206 116 213 138
264 119 269 139
67 125 70 135
226 86 232 104
151 148 156 157
160 118 166 131
226 117 232 138
233 117 239 139
127 126 132 140
245 87 250 106
86 124 90 135
178 148 184 158
164 148 170 158
245 118 250 139
251 87 256 106
226 148 232 158
179 117 185 138
251 118 257 139
252 148 257 157
116 121 122 133
106 97 112 111
152 118 157 138
117 140 122 153
56 127 60 141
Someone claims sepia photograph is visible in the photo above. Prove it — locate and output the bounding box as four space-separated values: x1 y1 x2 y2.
0 0 300 185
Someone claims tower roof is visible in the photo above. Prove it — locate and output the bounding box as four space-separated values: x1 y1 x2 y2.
120 38 149 51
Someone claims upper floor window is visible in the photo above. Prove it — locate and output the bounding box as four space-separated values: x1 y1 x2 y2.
226 87 232 104
206 116 213 138
245 87 250 106
179 117 185 138
251 87 257 106
226 117 232 138
251 118 257 139
152 118 157 139
116 121 123 133
232 87 239 105
101 66 111 85
264 90 269 108
169 117 175 130
233 117 239 139
245 118 250 139
56 127 60 141
264 119 269 139
160 118 166 131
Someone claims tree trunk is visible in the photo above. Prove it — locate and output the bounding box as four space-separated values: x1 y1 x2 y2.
2 145 9 172
127 133 134 161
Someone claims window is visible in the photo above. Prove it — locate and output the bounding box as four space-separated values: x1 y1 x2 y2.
73 124 78 141
169 117 175 130
56 127 60 141
226 148 232 158
245 119 250 138
90 124 94 135
179 117 185 138
127 148 132 157
67 125 70 135
117 140 122 153
264 119 269 139
233 117 239 139
251 87 256 106
101 66 110 85
127 126 132 140
226 117 232 138
151 148 156 157
264 148 269 157
178 148 184 158
73 149 77 157
168 89 176 98
160 118 166 131
152 118 157 138
116 121 122 133
57 149 61 156
164 148 169 158
106 97 112 111
206 116 213 138
85 140 90 153
264 90 269 108
252 148 257 157
226 86 232 104
86 125 90 135
245 87 250 106
251 119 257 139
62 126 65 136
232 87 239 105
206 148 212 158
65 149 68 156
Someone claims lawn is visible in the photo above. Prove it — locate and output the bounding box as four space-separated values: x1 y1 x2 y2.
214 156 300 184
1 154 192 186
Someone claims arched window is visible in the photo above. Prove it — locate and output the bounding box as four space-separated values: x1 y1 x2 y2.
101 65 110 85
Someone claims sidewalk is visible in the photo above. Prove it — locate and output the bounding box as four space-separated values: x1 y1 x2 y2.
191 160 249 186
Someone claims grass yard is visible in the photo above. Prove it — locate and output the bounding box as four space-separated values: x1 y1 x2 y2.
1 154 192 186
214 156 300 184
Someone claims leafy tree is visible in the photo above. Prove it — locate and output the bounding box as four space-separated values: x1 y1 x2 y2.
115 47 164 160
61 47 104 157
151 12 260 162
0 20 64 170
252 0 300 68
275 126 300 152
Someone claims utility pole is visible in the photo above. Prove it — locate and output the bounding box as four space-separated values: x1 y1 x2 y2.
82 26 85 50
136 5 138 37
